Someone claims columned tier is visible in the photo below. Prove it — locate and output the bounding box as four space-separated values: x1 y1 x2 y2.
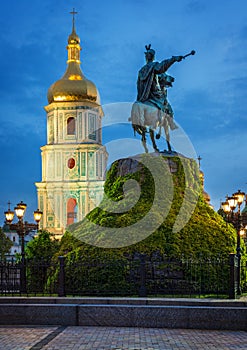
36 180 105 238
45 103 103 145
39 144 107 182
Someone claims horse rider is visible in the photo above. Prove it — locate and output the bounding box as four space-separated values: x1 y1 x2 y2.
137 45 183 116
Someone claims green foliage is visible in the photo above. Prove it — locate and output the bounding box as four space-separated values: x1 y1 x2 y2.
62 248 134 296
0 228 13 261
67 155 238 259
51 155 246 295
25 230 60 262
25 230 60 293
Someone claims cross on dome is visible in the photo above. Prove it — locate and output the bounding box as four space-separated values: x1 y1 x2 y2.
70 8 78 30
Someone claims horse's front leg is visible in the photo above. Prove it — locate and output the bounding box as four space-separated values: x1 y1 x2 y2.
156 124 162 139
156 110 162 139
142 132 149 153
164 125 172 153
150 129 159 152
166 140 172 153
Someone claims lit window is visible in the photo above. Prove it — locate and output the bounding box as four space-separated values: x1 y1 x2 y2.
67 198 77 226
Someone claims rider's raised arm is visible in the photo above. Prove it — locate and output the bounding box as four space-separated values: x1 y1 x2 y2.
154 56 183 74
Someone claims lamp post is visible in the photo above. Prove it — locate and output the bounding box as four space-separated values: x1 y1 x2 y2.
4 201 42 293
221 190 246 295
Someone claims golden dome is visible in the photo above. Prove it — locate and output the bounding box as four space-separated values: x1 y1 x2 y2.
47 63 100 104
47 20 100 105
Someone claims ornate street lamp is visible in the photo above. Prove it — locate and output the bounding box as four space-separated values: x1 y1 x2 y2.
4 201 42 293
227 196 237 211
233 190 245 213
33 209 43 224
14 201 27 219
4 208 14 224
221 190 246 295
221 200 230 215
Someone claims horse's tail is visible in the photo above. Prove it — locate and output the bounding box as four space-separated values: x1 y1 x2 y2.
130 102 148 137
167 115 178 130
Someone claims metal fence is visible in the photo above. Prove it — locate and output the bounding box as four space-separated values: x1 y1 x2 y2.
0 253 246 299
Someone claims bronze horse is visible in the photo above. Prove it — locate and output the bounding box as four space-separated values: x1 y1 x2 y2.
129 73 177 153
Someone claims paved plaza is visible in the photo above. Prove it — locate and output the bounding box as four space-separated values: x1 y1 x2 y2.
0 325 246 350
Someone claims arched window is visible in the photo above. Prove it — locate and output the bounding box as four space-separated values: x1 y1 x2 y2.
67 198 77 226
67 117 75 135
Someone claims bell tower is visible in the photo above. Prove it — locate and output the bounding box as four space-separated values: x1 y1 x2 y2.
36 10 108 238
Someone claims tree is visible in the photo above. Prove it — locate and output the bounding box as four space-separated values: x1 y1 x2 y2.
25 230 60 262
25 230 60 293
0 228 13 261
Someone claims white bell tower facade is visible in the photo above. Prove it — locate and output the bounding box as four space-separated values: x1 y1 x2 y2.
36 12 107 238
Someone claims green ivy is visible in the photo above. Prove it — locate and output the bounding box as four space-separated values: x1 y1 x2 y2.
53 155 247 294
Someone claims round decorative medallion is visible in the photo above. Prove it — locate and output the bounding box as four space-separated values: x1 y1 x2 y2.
68 158 75 169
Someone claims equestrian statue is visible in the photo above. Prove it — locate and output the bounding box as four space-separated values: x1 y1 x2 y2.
129 45 195 153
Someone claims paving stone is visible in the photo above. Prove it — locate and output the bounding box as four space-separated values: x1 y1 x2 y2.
0 326 56 350
0 326 247 349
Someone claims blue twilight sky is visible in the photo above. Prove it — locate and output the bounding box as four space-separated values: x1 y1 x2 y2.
0 0 247 223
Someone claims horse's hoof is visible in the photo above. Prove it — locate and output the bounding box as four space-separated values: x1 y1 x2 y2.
164 150 176 155
154 148 159 153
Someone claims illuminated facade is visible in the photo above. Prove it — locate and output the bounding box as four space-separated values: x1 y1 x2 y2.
36 14 107 237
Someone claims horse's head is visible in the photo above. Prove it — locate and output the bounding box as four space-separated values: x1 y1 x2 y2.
158 73 175 89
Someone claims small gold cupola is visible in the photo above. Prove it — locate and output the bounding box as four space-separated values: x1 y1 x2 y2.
47 9 100 104
67 9 81 65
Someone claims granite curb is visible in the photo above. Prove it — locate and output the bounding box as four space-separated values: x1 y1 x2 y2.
0 297 246 330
